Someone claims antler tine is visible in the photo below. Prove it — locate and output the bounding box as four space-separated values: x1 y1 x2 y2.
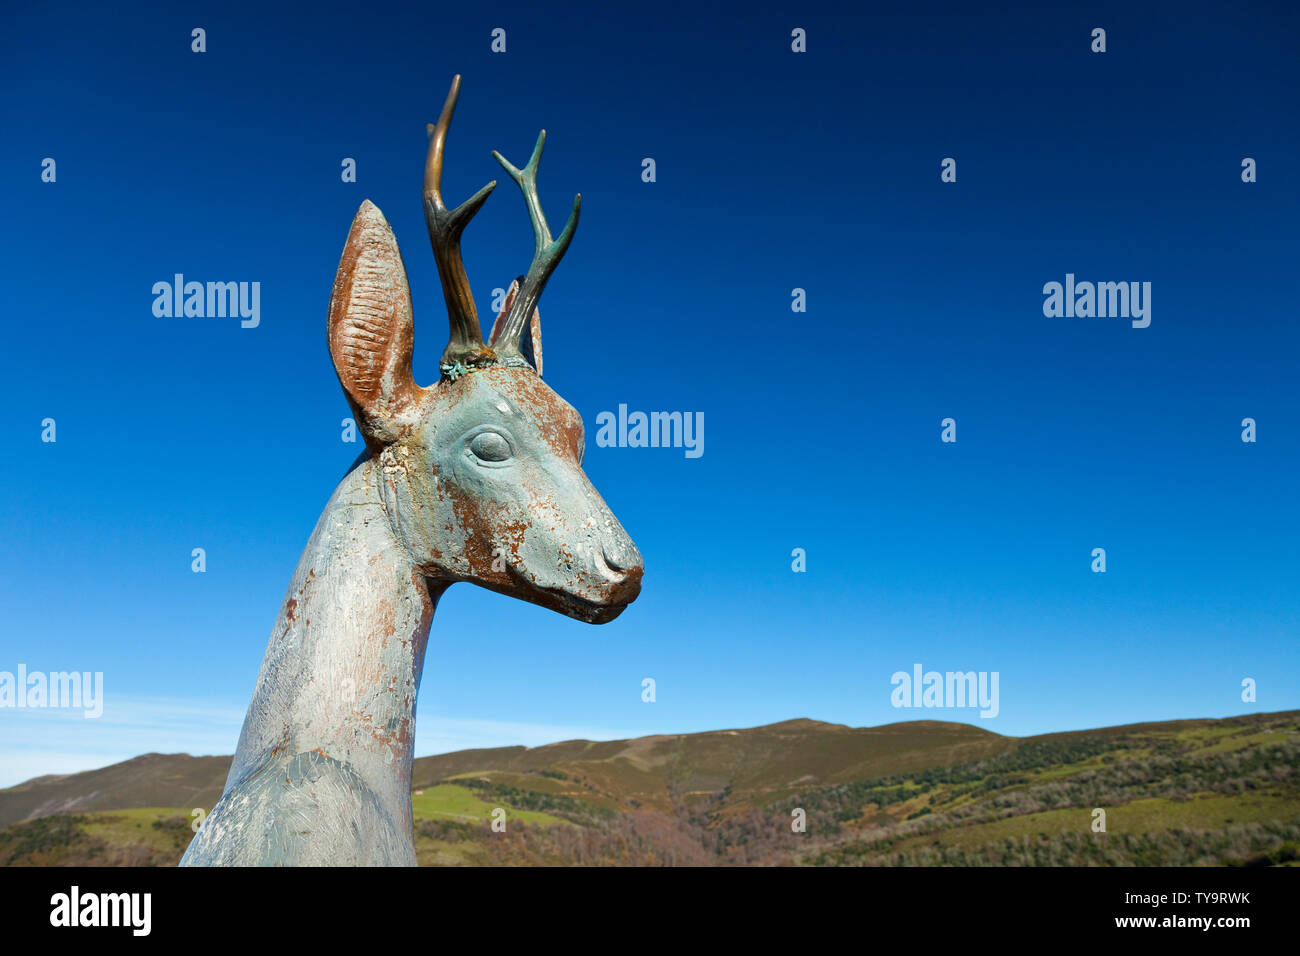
491 130 581 356
425 75 497 364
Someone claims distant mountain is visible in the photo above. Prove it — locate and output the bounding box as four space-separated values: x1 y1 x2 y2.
0 718 1008 827
2 711 1297 866
409 717 1012 810
0 753 230 827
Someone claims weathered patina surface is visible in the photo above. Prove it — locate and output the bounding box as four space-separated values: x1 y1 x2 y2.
181 76 642 866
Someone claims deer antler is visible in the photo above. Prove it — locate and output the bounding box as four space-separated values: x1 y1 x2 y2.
425 75 497 367
491 130 581 361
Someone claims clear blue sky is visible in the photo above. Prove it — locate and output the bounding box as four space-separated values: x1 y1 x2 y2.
2 1 1298 786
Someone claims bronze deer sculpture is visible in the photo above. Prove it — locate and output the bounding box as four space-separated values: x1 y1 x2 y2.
181 76 643 866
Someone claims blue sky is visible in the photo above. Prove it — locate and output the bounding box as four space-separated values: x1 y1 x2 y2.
2 1 1298 786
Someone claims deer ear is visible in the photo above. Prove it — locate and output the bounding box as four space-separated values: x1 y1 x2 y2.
328 201 419 447
488 276 543 376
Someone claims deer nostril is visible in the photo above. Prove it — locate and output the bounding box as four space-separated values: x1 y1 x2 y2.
601 536 644 576
595 538 643 603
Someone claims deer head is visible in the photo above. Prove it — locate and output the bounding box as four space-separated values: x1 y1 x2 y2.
326 75 642 624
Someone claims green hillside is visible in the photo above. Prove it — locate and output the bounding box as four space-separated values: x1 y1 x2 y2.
0 753 228 825
2 711 1296 866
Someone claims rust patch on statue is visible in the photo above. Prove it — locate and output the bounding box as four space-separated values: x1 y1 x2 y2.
480 366 584 462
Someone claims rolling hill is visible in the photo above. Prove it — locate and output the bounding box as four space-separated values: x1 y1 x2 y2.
2 711 1297 866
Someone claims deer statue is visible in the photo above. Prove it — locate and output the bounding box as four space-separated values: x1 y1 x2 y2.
180 76 643 866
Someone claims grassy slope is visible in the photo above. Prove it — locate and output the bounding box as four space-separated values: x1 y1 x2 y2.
0 754 228 825
800 712 1300 866
2 711 1296 866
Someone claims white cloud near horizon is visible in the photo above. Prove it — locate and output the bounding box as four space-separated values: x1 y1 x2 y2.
0 695 637 788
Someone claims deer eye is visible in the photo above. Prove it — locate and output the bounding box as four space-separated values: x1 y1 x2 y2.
468 431 512 463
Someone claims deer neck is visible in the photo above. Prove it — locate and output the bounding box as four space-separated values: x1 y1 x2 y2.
225 456 442 826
